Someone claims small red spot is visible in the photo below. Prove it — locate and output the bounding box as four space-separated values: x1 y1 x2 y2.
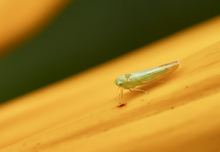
117 103 126 108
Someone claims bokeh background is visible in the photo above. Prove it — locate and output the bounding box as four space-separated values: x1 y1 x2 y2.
0 0 219 103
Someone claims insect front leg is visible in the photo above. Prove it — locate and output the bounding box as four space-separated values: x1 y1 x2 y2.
117 88 128 107
119 88 124 98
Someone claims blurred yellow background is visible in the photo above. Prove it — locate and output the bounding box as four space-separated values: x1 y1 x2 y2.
0 1 220 151
0 16 220 152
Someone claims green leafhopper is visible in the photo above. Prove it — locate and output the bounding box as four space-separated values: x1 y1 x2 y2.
115 61 179 104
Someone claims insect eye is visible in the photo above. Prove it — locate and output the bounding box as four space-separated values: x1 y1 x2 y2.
118 81 123 85
115 79 123 86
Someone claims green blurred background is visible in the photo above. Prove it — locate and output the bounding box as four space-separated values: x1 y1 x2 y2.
0 0 219 103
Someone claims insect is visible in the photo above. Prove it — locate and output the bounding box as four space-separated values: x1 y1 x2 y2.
115 60 179 105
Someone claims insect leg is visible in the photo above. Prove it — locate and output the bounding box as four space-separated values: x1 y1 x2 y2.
129 88 146 93
117 88 127 107
119 88 124 98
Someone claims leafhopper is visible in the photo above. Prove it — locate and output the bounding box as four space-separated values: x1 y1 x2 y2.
115 61 179 105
